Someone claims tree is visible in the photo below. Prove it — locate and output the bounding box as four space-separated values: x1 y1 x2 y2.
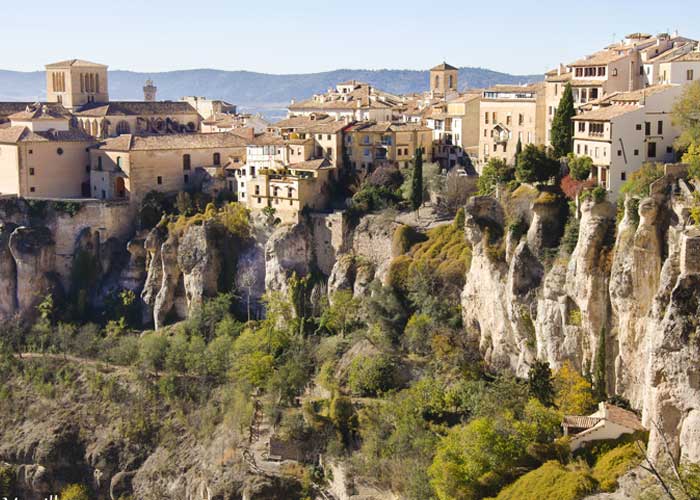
567 153 593 181
515 137 523 166
477 158 513 195
60 484 90 500
594 327 607 401
411 147 424 211
176 191 194 216
551 83 575 158
554 361 595 415
516 144 560 184
320 290 361 337
528 360 555 407
330 392 356 446
672 80 700 150
238 267 258 322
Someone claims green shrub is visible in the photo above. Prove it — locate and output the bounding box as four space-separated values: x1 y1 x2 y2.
591 442 644 492
391 224 424 256
619 163 664 198
489 461 597 500
0 463 16 496
347 354 396 397
60 483 91 500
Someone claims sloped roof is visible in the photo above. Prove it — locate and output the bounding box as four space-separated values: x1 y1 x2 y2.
98 132 248 152
45 59 107 69
9 103 71 121
431 62 458 71
0 125 93 144
604 404 645 431
74 101 198 117
570 50 628 67
572 105 639 121
289 158 332 170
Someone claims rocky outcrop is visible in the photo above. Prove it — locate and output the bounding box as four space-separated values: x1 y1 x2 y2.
265 222 313 297
0 223 18 317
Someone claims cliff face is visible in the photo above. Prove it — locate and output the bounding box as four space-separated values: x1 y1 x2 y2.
460 179 700 464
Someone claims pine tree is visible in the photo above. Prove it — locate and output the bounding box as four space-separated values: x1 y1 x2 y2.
528 360 555 406
551 83 575 158
594 327 607 401
411 147 423 211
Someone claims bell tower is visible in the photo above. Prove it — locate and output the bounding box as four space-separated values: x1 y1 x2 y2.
143 79 157 102
430 62 458 96
45 59 109 109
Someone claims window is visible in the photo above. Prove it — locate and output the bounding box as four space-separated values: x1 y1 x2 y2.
506 115 512 126
577 144 581 154
645 122 651 136
255 186 260 195
589 123 604 136
621 172 626 181
213 152 221 165
575 68 583 77
184 174 189 183
648 142 657 158
578 122 586 133
29 168 35 176
116 157 122 168
634 149 639 156
484 114 489 124
98 156 103 170
30 187 35 193
183 154 191 170
598 67 606 77
157 176 163 185
667 146 673 154
688 69 694 81
518 114 524 126
618 150 622 157
657 121 663 135
554 84 558 96
57 148 63 155
28 149 33 154
612 68 618 77
590 88 599 99
636 124 642 131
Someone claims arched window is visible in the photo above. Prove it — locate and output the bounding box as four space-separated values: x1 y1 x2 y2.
448 75 454 89
435 75 440 89
91 121 99 137
116 157 122 168
97 156 103 170
80 74 85 93
116 121 130 135
213 152 221 165
183 154 191 170
95 73 100 93
89 74 95 93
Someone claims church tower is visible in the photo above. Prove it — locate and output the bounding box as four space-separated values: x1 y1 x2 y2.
430 62 458 96
45 59 109 109
143 79 157 102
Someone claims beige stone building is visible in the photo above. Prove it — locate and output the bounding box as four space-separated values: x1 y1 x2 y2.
572 84 683 196
90 133 247 203
230 133 338 223
478 83 546 168
345 121 433 172
45 59 109 109
544 32 697 146
202 113 270 134
430 62 459 97
288 81 402 122
0 104 94 198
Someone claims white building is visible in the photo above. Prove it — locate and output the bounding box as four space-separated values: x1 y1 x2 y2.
572 84 683 196
563 402 645 451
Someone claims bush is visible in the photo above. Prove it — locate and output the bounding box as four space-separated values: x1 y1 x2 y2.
347 354 396 397
478 158 514 195
138 333 169 373
392 224 424 256
619 163 664 198
516 144 560 184
368 165 403 190
60 484 91 500
591 442 644 492
490 461 597 500
567 154 593 181
0 463 16 496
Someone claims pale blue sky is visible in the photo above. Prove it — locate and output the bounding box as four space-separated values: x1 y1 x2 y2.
2 0 698 75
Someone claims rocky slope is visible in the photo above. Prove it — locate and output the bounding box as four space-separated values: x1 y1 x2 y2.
460 174 700 467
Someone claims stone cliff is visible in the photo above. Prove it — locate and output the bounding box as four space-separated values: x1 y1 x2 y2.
460 176 700 466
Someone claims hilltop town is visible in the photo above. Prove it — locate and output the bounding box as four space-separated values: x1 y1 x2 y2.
3 30 700 500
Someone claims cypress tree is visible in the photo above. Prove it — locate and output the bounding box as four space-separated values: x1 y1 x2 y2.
411 148 423 211
551 83 575 158
514 137 523 166
594 327 607 401
528 360 555 406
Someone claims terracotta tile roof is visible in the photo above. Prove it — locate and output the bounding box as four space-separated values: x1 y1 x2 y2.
547 72 573 83
0 102 35 119
45 59 107 68
563 416 601 429
0 125 94 144
347 121 431 133
289 158 332 170
573 105 639 121
602 84 677 103
569 79 605 87
431 62 458 71
570 50 628 67
289 82 402 111
604 404 645 431
98 132 247 151
671 50 700 62
250 132 286 146
75 101 198 117
8 103 71 121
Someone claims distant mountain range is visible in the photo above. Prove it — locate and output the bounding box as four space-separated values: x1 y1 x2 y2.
0 67 542 121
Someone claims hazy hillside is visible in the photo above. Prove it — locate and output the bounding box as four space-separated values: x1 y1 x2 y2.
0 67 541 120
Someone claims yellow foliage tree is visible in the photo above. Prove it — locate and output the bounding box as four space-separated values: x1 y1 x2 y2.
554 361 595 415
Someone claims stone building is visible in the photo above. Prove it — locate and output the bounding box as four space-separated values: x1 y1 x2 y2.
572 84 683 196
227 133 338 224
90 133 247 204
0 103 94 198
478 83 546 168
344 121 433 173
430 62 459 97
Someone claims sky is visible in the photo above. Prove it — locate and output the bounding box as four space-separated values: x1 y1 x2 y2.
2 0 699 75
